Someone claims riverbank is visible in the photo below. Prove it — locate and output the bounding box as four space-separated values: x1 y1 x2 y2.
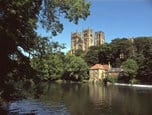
114 83 152 88
54 80 152 88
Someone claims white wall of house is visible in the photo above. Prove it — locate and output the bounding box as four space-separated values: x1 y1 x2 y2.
89 69 105 82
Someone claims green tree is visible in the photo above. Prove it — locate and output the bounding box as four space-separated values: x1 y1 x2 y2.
134 37 152 58
75 49 85 58
136 59 152 84
133 37 152 83
32 36 52 58
0 0 90 95
31 37 65 81
30 36 51 81
31 57 49 81
84 46 99 66
62 54 88 81
121 59 139 83
31 53 65 81
110 38 133 66
98 43 112 64
47 53 65 81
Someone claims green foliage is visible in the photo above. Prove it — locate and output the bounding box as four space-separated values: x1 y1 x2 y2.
0 0 40 92
31 57 49 81
110 38 133 66
122 59 138 76
31 35 89 82
106 76 118 83
31 38 65 81
84 46 99 66
98 43 112 64
84 37 151 84
75 49 85 58
134 37 152 58
32 53 89 82
0 0 90 98
121 59 138 83
40 0 90 35
84 39 134 67
130 78 140 84
31 55 63 81
33 36 52 58
133 37 152 84
136 58 152 84
47 54 65 80
62 54 89 81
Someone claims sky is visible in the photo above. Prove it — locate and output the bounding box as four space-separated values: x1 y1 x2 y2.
36 0 152 52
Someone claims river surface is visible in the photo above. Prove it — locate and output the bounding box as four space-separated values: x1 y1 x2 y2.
3 83 152 115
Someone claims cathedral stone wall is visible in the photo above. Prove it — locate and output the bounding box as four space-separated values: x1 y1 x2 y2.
71 29 105 54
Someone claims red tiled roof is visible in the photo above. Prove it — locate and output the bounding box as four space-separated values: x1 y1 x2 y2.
90 64 110 70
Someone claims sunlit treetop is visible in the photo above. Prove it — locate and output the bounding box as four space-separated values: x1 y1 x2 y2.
39 0 90 36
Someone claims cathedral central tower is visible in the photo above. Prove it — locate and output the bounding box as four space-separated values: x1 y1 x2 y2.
82 29 93 51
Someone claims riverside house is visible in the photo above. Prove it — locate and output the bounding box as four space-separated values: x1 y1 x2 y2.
89 64 110 82
89 64 123 82
106 68 123 77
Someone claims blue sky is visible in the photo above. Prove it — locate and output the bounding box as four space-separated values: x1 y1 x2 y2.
36 0 152 52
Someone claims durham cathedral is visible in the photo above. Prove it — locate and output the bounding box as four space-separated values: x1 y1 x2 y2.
71 28 105 54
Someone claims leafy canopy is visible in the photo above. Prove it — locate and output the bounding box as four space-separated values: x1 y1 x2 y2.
121 59 138 78
0 0 90 76
0 0 90 94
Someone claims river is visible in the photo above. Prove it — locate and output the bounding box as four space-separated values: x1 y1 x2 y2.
1 83 152 115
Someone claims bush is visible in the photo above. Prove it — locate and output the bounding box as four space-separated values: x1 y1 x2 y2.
130 78 140 84
106 76 118 83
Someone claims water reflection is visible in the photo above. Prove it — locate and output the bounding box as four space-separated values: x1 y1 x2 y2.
8 99 70 115
2 83 152 115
